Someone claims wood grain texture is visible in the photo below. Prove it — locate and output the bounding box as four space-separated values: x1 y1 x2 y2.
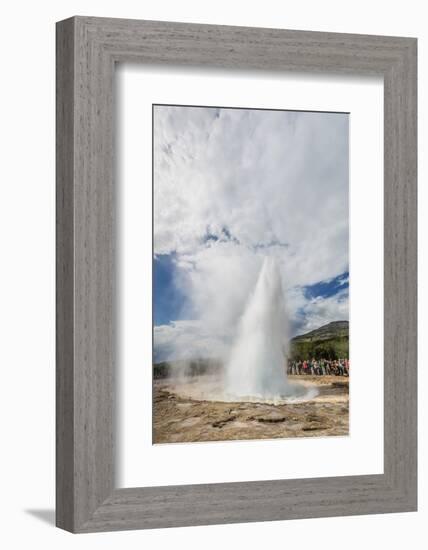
56 16 417 533
56 18 75 532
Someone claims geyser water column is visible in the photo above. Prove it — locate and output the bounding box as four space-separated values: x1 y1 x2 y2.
226 256 295 400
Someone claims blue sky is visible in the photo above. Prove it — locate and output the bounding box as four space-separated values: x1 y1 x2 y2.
153 254 187 325
153 105 349 361
304 271 349 301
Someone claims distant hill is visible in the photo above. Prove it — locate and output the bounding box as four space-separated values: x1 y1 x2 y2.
290 321 349 360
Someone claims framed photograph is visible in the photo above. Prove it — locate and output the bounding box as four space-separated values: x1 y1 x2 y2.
150 104 351 446
56 16 417 532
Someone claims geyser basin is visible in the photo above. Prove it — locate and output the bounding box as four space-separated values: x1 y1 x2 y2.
155 256 319 406
158 374 319 405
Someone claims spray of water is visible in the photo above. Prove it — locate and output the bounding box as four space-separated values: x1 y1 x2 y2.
161 255 316 404
225 256 308 401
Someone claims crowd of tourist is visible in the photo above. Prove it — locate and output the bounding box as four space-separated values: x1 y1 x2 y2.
287 358 349 376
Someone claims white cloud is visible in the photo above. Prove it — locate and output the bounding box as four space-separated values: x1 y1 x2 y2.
154 106 349 360
288 286 349 335
154 320 229 362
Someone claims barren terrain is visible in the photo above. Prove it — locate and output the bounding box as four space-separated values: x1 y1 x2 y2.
153 375 349 444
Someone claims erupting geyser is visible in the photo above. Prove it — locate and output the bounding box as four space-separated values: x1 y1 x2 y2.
226 256 303 401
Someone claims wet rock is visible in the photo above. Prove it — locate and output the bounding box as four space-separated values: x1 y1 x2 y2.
302 423 327 431
256 416 286 423
212 416 237 428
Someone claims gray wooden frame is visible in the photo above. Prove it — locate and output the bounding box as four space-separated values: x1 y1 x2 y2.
56 16 417 533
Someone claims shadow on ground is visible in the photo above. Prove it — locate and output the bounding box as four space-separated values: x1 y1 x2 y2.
25 509 55 526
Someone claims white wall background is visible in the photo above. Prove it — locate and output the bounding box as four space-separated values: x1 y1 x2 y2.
0 1 425 548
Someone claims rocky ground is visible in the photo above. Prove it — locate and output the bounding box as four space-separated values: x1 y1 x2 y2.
153 375 349 444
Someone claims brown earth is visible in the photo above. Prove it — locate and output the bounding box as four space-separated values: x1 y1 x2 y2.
153 375 349 444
